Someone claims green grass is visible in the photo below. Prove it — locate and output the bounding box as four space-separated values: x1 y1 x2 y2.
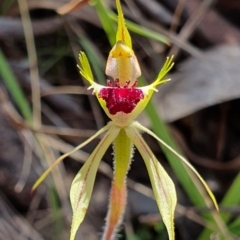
0 49 32 122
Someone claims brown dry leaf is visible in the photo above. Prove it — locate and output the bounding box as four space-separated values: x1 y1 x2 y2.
8 0 89 14
25 0 69 11
154 44 240 122
7 0 65 14
57 0 90 15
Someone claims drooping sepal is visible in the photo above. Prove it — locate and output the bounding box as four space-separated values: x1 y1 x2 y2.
70 125 120 240
126 124 176 240
134 122 219 212
32 123 113 192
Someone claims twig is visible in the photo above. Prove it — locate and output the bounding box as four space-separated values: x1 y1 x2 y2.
17 0 41 127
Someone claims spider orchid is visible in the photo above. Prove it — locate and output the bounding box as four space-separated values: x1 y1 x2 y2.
33 0 218 239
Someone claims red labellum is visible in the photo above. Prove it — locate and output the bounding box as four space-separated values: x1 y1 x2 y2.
98 80 144 115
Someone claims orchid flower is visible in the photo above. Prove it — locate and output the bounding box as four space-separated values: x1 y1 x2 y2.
33 0 218 239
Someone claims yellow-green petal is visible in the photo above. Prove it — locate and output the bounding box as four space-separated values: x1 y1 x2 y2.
151 55 174 90
78 51 94 86
134 121 219 212
70 125 120 240
126 125 176 240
